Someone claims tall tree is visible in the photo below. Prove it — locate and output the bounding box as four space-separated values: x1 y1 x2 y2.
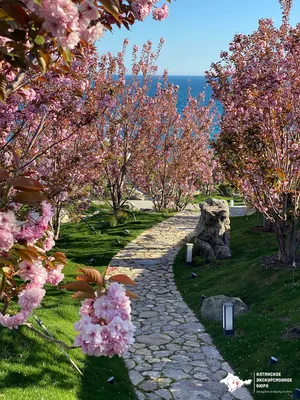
90 39 166 214
207 4 300 264
133 80 215 212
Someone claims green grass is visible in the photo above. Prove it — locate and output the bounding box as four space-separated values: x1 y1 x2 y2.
173 213 300 400
0 210 171 400
192 193 245 206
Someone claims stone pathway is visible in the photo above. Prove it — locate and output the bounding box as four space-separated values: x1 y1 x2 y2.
109 211 253 400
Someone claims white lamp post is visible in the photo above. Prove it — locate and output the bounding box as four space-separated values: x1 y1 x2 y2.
230 199 234 207
223 302 234 336
186 243 194 265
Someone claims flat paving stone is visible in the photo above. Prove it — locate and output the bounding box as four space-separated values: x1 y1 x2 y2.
106 211 253 400
137 333 171 345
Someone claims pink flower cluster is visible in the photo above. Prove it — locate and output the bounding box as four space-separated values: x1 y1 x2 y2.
16 201 54 245
22 0 104 49
0 202 55 253
152 4 169 21
0 202 65 329
0 261 64 329
132 0 169 21
0 262 59 330
0 210 20 252
74 282 135 357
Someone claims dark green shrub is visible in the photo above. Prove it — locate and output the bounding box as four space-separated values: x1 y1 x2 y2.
116 211 129 224
218 183 233 197
108 215 117 227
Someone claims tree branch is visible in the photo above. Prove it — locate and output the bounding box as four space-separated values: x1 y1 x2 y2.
23 323 76 350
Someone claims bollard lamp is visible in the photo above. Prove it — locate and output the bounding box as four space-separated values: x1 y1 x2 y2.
186 243 194 265
223 302 234 336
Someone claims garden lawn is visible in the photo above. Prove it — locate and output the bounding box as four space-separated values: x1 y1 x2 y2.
192 193 244 206
0 209 171 400
173 213 300 400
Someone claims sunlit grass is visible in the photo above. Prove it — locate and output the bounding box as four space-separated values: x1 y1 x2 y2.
173 213 300 400
0 209 170 400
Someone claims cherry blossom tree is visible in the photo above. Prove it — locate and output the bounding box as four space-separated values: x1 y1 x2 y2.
133 80 216 212
0 45 109 237
0 0 172 361
206 2 300 264
89 38 166 214
0 45 138 359
0 0 171 101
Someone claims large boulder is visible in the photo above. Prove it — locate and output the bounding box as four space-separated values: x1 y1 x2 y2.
200 295 249 321
122 201 139 211
128 189 145 200
195 198 231 261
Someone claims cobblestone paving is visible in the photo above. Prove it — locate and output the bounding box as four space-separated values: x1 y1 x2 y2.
109 211 253 400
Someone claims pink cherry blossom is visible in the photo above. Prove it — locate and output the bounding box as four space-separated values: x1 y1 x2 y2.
46 265 64 285
81 23 104 44
79 0 99 20
0 311 30 330
44 232 55 251
18 287 46 312
152 4 169 20
0 229 14 252
74 283 135 356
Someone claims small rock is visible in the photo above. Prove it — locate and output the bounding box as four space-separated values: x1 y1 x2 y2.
222 362 234 374
193 372 210 381
139 380 158 392
202 346 222 359
162 367 190 380
125 359 135 370
136 390 146 400
136 332 171 346
231 387 253 400
129 370 144 386
156 377 172 388
155 389 172 400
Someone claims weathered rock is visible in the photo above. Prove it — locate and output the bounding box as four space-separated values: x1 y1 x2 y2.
128 189 145 200
123 201 140 211
201 295 249 321
195 198 231 261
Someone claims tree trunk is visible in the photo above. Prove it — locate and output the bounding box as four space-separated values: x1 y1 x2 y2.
109 184 121 216
263 217 274 232
53 202 63 240
276 219 298 264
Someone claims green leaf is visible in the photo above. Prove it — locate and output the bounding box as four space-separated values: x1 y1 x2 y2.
34 35 44 45
33 0 42 5
61 48 72 66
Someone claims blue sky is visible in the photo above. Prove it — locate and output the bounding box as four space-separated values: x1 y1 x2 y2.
96 0 300 75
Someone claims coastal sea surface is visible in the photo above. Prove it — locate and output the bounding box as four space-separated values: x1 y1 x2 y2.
149 75 212 112
125 75 222 136
150 75 221 136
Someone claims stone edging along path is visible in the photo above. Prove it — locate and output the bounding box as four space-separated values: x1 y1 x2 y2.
109 211 253 400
